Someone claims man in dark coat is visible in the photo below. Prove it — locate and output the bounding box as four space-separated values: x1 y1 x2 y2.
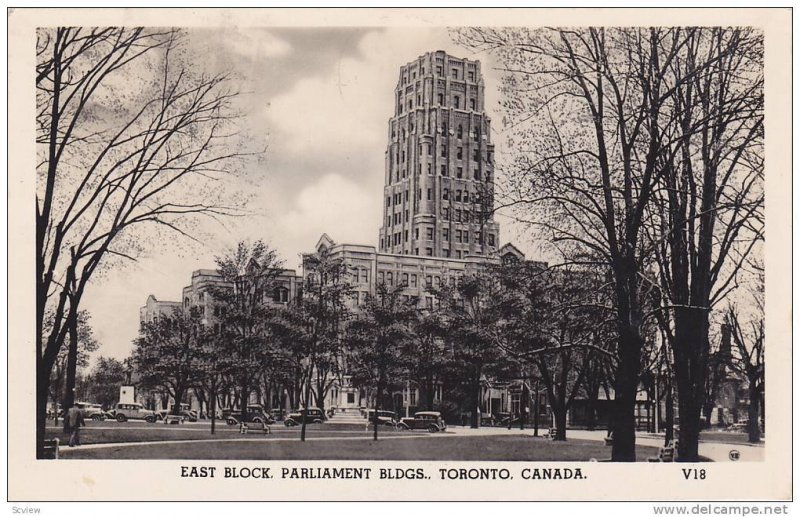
66 403 85 447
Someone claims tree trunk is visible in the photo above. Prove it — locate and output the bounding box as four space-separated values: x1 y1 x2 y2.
210 386 217 435
300 366 312 442
677 393 701 461
173 385 185 416
586 384 599 431
373 377 384 441
533 384 540 437
747 381 761 443
239 374 250 422
552 405 567 441
62 310 79 432
611 338 640 461
664 374 675 446
36 362 51 458
425 379 435 411
674 307 709 462
315 375 327 416
471 370 481 429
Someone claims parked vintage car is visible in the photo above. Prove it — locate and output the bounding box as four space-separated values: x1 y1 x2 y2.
76 402 106 421
284 407 326 426
397 411 447 432
157 403 198 422
113 402 158 423
365 410 398 426
226 404 274 426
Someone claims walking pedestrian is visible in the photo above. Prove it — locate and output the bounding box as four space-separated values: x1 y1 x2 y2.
66 402 85 447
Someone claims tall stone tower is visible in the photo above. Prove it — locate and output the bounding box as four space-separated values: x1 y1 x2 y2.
378 51 500 259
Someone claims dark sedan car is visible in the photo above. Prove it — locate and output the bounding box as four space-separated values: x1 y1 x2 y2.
366 410 398 426
225 405 274 426
397 411 447 432
284 407 326 426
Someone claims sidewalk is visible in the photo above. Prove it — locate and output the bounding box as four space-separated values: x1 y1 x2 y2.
444 426 764 461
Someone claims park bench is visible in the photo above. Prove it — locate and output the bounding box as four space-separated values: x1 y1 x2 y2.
239 421 271 435
163 415 184 425
648 441 676 463
43 438 60 459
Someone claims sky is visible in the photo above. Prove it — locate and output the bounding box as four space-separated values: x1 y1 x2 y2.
80 27 537 364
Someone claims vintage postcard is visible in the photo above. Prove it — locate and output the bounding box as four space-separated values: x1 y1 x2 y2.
7 6 792 503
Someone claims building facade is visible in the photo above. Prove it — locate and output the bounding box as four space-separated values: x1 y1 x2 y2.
139 51 538 422
378 51 500 259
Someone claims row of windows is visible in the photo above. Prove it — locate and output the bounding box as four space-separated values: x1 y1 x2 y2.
379 243 477 260
387 210 410 226
416 225 497 247
399 65 476 86
384 203 493 230
397 92 479 114
390 160 489 184
182 286 292 318
442 207 475 223
387 190 410 207
351 268 369 284
377 270 466 289
442 188 472 203
393 123 482 143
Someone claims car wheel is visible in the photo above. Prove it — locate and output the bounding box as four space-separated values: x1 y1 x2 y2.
428 425 439 433
398 423 409 431
284 420 296 427
227 418 238 426
313 418 322 424
253 417 263 424
116 414 126 423
384 421 395 427
92 414 103 421
145 416 156 423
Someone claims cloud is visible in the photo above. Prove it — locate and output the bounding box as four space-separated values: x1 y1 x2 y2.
79 27 530 364
266 173 382 267
202 27 292 61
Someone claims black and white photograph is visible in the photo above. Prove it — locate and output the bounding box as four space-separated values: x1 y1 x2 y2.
7 6 792 504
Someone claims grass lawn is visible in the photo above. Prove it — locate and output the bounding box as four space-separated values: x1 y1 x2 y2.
46 420 403 445
61 434 661 461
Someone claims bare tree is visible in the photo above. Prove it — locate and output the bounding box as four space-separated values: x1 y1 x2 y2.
645 27 763 460
36 27 252 456
496 262 615 440
46 310 99 425
455 27 683 460
457 26 763 460
725 269 764 444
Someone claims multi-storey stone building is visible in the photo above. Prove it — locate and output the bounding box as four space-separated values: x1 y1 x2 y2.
139 51 534 420
378 51 500 259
